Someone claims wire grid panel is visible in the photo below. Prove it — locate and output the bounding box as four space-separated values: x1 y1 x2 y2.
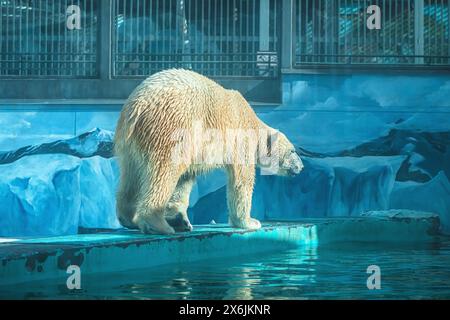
112 0 280 78
0 0 98 77
293 0 450 66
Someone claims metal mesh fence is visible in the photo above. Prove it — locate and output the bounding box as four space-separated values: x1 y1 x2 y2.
294 0 450 66
0 0 98 77
1 0 449 79
111 0 280 78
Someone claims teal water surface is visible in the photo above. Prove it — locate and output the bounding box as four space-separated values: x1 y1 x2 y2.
1 239 450 300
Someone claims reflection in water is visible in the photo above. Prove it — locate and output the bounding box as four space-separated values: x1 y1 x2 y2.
1 240 450 300
223 267 259 300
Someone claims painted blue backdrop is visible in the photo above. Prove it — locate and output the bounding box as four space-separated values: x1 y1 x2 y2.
1 74 449 236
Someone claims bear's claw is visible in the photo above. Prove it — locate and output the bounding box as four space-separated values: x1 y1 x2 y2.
133 214 176 235
166 212 194 232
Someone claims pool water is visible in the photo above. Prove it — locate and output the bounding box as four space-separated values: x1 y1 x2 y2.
2 239 450 300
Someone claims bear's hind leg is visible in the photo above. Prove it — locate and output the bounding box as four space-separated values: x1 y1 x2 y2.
165 174 196 232
116 157 140 229
226 165 261 230
133 164 181 235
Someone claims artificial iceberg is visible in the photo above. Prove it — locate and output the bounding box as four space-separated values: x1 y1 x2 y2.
0 129 120 237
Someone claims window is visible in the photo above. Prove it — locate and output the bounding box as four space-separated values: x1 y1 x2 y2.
0 0 98 77
294 0 450 66
111 0 279 78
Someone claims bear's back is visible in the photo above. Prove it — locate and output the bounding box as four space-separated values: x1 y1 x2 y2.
116 69 264 159
117 69 233 151
145 69 218 91
132 69 226 119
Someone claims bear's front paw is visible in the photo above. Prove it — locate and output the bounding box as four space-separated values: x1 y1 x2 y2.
133 214 176 235
246 218 262 230
230 218 262 230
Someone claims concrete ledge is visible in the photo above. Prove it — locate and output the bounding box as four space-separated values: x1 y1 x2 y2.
0 223 313 286
0 216 441 287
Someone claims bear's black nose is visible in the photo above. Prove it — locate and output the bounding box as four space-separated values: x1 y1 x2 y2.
289 163 303 176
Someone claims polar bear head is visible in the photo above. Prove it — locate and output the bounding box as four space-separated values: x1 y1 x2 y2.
262 130 304 177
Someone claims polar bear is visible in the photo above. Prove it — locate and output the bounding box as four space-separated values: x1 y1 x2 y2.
114 69 303 235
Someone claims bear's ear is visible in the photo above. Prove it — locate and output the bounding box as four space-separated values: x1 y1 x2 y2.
266 131 279 157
